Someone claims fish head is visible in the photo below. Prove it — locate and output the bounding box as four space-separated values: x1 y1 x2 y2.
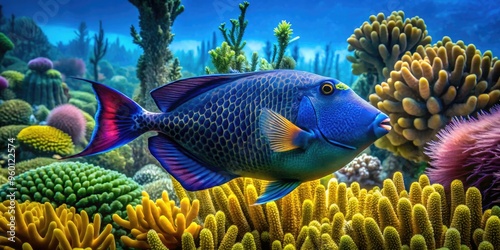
302 78 391 151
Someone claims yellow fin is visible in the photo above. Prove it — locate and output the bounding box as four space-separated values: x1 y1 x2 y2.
259 108 303 152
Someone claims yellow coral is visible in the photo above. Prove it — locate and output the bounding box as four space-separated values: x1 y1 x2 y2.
0 200 115 250
370 37 500 161
347 11 431 80
17 125 74 156
112 191 201 249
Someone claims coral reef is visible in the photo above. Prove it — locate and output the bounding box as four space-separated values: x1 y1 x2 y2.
347 11 431 82
113 191 201 249
54 57 86 78
168 172 499 249
46 104 87 144
33 104 49 122
335 153 383 188
81 145 135 175
144 178 179 203
17 125 74 157
22 57 67 109
426 106 500 208
0 161 142 228
0 200 116 249
369 37 500 161
0 99 32 126
0 125 27 149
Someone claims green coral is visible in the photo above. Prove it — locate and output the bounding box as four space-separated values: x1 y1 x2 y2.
22 67 67 109
0 32 14 61
0 70 24 91
273 20 293 69
209 42 236 73
0 161 143 227
34 105 50 122
70 90 97 103
82 145 134 175
0 125 27 149
17 125 74 157
0 99 33 126
15 157 58 174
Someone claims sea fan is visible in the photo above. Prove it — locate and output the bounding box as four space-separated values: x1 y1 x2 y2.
425 106 500 208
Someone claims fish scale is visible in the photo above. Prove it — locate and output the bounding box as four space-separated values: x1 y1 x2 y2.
152 71 321 176
68 70 390 204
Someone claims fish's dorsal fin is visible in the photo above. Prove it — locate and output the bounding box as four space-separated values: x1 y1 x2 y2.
254 180 301 205
151 71 275 112
148 134 236 190
260 108 314 152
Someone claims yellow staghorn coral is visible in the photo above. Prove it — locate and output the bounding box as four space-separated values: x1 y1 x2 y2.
112 191 201 249
0 200 115 250
347 11 431 81
17 125 74 156
369 37 500 161
159 172 498 249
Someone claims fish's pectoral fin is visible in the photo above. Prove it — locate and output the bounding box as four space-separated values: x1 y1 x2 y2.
260 108 312 152
254 180 301 205
148 134 236 191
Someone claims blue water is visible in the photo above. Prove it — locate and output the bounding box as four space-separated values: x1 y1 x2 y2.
6 0 499 55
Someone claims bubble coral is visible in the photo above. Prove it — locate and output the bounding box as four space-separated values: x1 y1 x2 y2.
0 99 33 126
0 161 142 227
0 200 116 250
46 104 87 144
347 11 432 81
369 37 500 161
17 125 74 157
426 106 500 209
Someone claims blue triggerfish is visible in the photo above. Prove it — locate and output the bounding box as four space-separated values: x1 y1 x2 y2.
68 70 391 204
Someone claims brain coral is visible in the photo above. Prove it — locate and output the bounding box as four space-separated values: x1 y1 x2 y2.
0 161 143 227
46 104 87 144
27 57 53 72
426 106 500 208
0 99 33 126
17 125 74 157
369 37 500 161
347 11 432 81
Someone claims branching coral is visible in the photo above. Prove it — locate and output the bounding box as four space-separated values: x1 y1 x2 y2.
425 106 500 209
0 200 115 249
112 191 201 249
175 172 500 249
17 125 74 157
0 161 142 228
347 11 431 81
369 37 500 161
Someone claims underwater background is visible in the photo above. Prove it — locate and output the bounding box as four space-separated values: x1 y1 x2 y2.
0 0 499 249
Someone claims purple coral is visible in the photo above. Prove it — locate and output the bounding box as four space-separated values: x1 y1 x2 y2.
28 57 53 73
46 104 86 144
54 58 86 77
0 76 8 90
425 106 500 208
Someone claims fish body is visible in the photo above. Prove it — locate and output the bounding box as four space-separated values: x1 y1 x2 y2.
69 70 390 204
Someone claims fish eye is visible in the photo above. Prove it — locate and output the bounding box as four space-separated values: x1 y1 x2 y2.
320 82 334 95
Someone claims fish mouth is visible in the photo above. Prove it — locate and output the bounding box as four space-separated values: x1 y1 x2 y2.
380 118 392 131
